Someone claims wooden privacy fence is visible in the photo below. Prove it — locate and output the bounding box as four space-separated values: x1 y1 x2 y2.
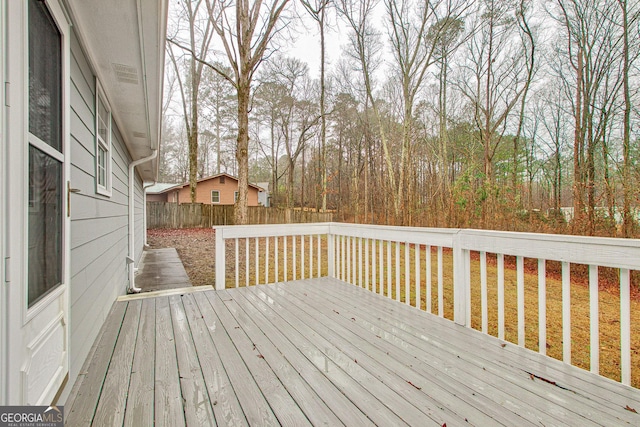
146 202 333 228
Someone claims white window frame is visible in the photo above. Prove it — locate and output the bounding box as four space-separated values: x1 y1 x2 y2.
95 82 112 196
211 190 220 204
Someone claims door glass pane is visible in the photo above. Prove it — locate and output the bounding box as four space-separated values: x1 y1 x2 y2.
28 146 62 307
29 0 62 151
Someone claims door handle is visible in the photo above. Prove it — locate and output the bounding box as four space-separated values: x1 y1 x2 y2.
67 181 81 217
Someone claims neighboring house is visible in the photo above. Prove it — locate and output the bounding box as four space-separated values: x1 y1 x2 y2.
0 0 167 406
256 181 271 207
146 182 180 202
151 173 263 206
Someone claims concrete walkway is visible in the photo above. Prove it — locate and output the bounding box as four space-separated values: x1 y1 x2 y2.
135 248 191 292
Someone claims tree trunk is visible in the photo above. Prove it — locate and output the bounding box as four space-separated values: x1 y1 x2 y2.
572 47 584 231
235 82 250 225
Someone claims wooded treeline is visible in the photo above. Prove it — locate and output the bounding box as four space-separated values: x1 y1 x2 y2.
162 0 640 236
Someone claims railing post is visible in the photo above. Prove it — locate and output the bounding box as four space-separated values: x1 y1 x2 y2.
453 231 470 326
215 227 226 290
327 230 335 277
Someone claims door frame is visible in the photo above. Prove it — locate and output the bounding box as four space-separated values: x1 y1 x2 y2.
5 0 71 404
1 0 6 406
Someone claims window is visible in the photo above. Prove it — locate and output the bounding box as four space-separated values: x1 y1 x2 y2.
211 190 220 204
234 191 238 203
28 0 63 306
95 86 112 196
219 175 225 184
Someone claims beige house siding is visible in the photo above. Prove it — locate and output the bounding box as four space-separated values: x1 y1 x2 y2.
169 175 260 206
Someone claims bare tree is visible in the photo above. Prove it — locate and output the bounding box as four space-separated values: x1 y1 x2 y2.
301 0 332 212
205 0 292 224
167 0 214 201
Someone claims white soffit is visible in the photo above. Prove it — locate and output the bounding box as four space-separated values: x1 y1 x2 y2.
64 0 168 181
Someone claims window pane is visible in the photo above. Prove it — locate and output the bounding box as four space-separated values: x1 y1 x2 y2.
28 146 62 306
211 191 219 203
97 96 109 142
97 146 106 186
29 0 62 151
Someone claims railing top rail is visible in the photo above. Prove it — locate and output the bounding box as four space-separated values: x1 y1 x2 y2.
459 229 640 270
328 223 458 247
214 222 332 239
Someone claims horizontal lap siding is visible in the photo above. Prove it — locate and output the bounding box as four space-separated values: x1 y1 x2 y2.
64 29 145 403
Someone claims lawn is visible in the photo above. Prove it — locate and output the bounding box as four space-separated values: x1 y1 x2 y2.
147 227 640 388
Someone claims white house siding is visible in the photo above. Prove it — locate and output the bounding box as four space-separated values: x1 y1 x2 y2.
64 29 145 402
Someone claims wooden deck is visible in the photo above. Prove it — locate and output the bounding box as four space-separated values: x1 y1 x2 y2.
65 278 640 426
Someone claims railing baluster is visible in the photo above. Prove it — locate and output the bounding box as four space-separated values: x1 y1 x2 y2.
405 242 410 305
480 251 487 334
395 242 400 302
620 268 631 385
293 235 297 280
348 236 352 284
235 238 239 288
372 239 377 293
387 241 392 298
245 238 249 287
415 244 421 309
359 237 363 287
275 237 279 283
426 245 432 314
255 238 259 285
365 238 370 291
517 256 525 346
562 261 571 364
301 234 305 280
379 240 384 296
353 237 357 285
265 236 270 284
498 253 505 340
334 235 339 279
438 246 443 317
589 264 598 373
310 235 313 279
317 234 321 277
538 258 545 354
284 235 288 282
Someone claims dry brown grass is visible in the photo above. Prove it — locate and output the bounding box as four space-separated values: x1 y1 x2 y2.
147 229 639 388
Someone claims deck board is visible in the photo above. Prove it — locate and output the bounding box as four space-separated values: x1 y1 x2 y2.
272 282 533 426
310 278 640 425
181 293 247 427
124 298 156 427
154 296 186 427
65 278 640 426
65 300 127 426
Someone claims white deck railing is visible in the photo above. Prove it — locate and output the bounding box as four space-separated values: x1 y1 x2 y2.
214 222 640 386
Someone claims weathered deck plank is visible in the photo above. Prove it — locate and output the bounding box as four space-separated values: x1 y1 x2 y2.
169 295 217 426
65 301 127 426
154 296 186 427
229 289 375 426
181 293 248 427
219 290 346 427
268 283 531 426
65 278 640 427
308 278 640 425
196 292 280 426
243 286 414 426
210 291 313 427
92 300 142 426
124 298 156 427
